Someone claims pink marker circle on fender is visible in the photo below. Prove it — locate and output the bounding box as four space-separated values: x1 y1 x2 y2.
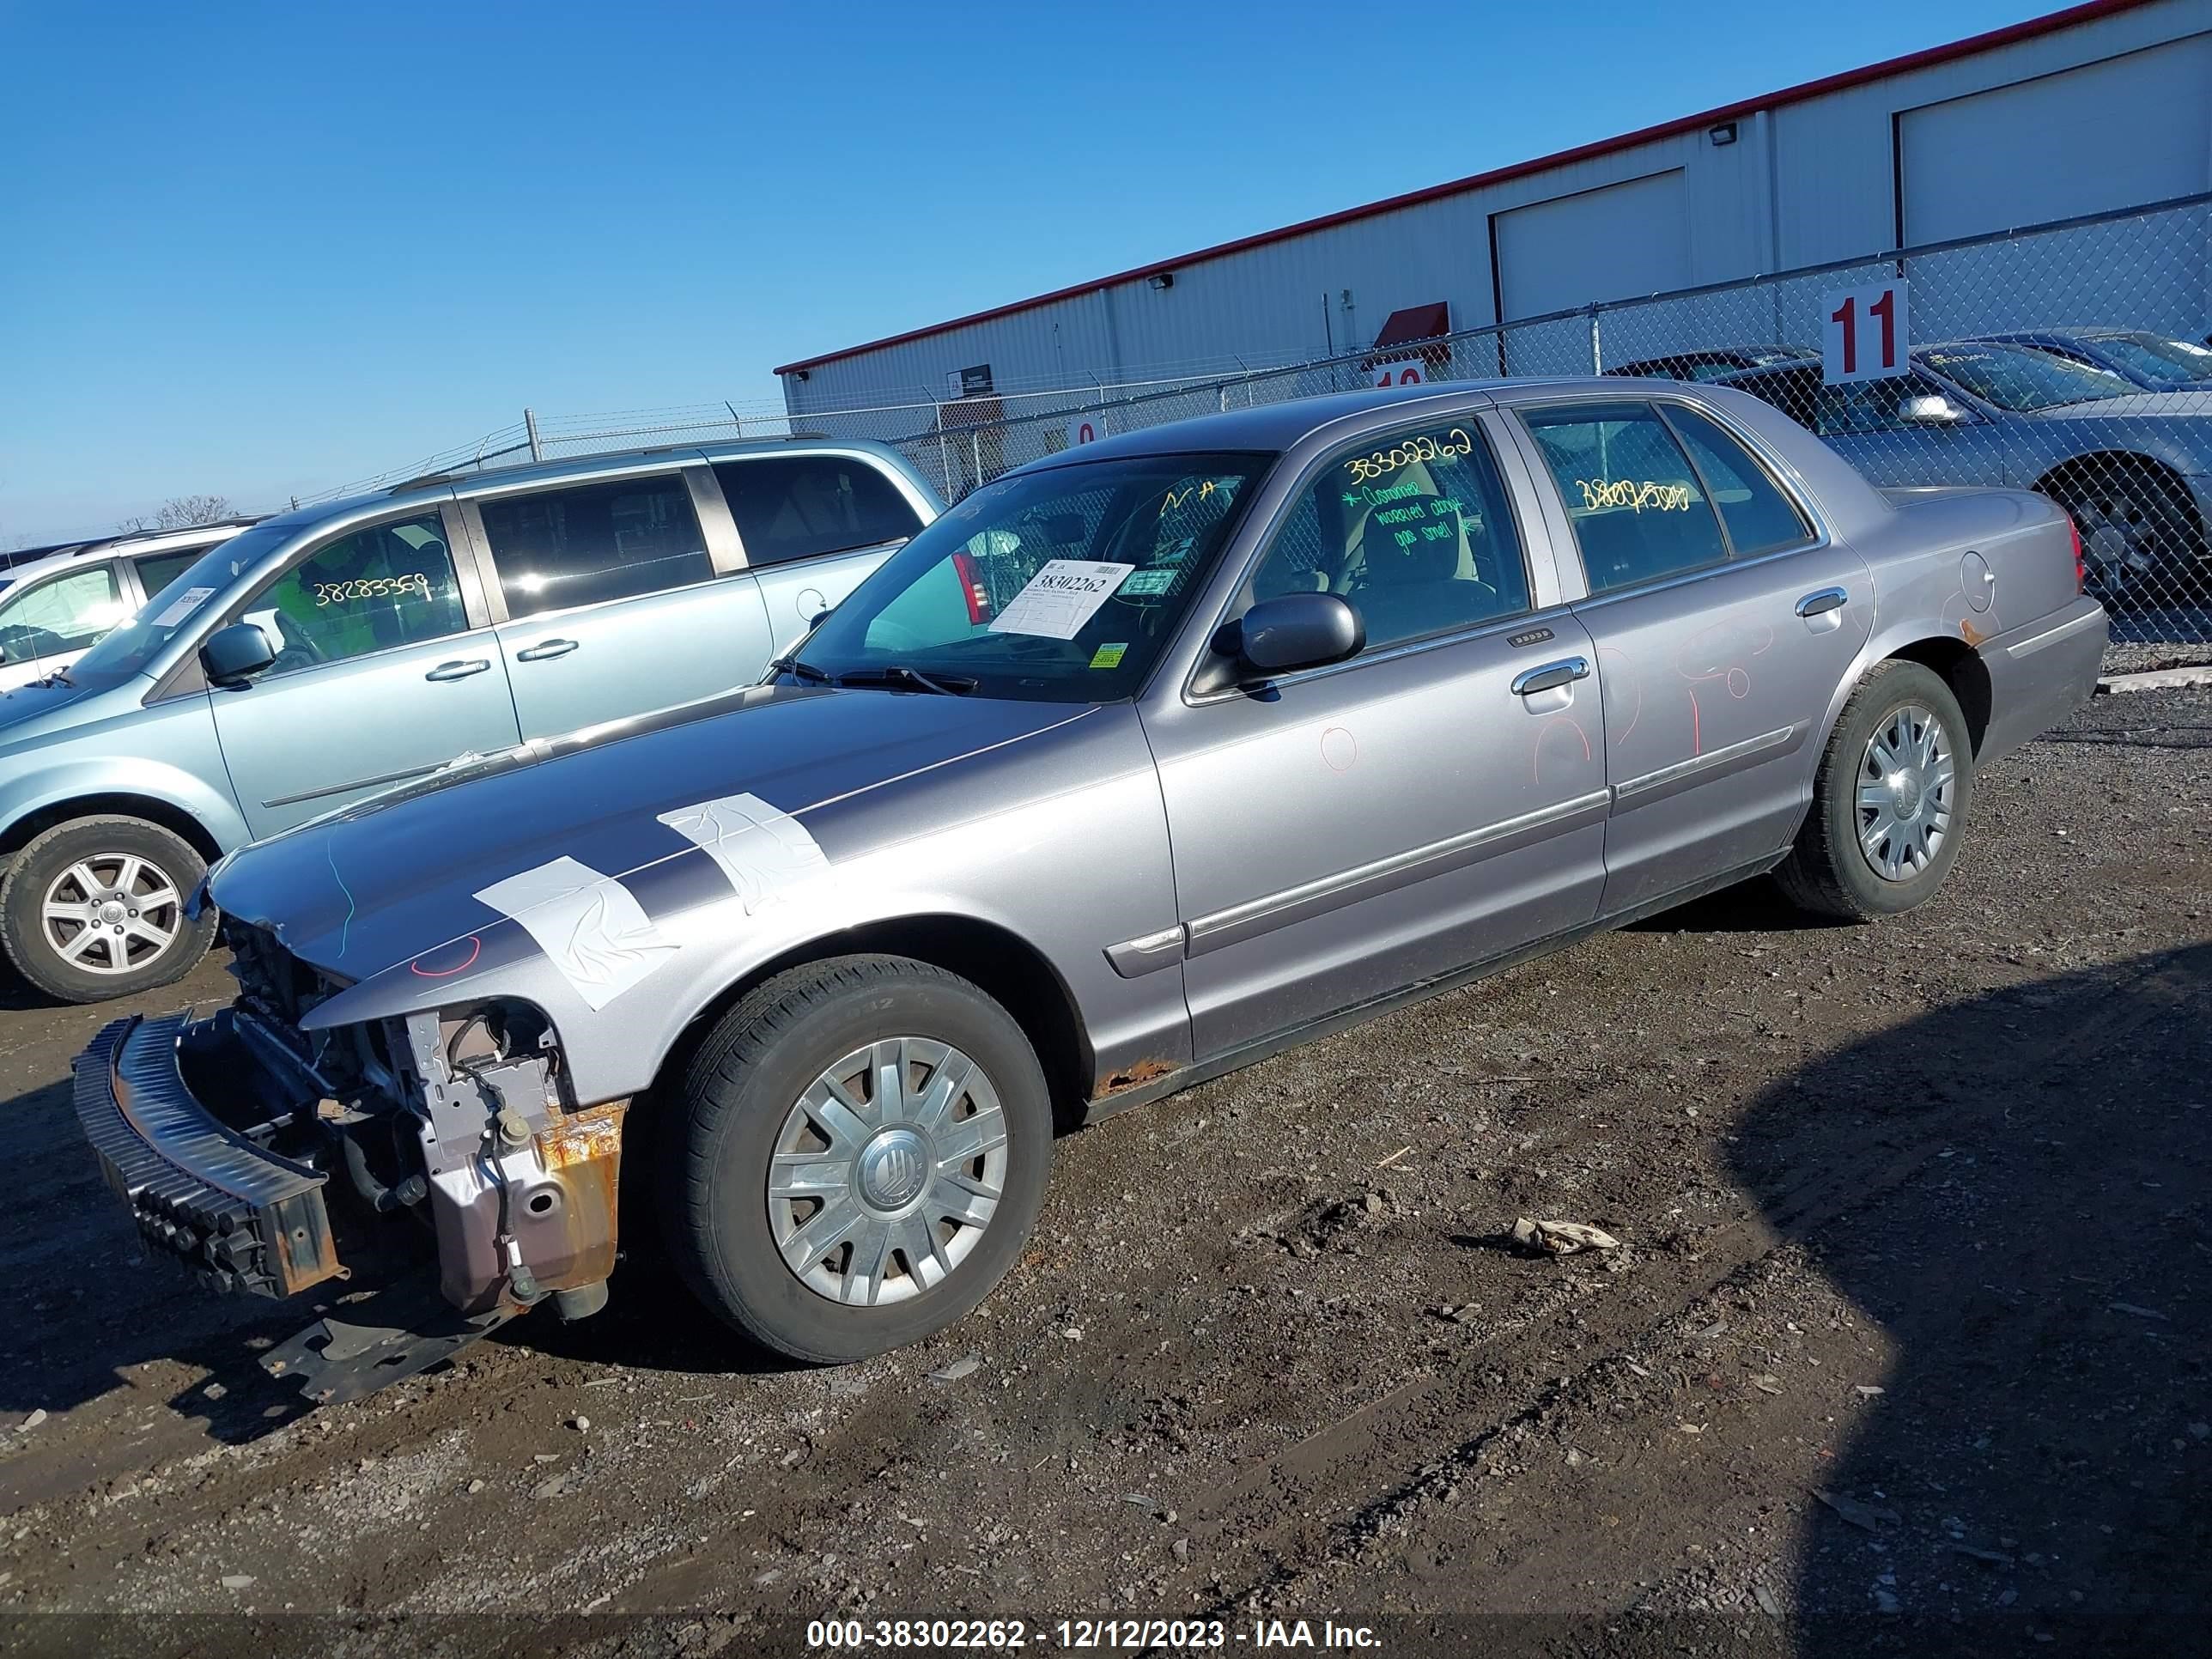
410 935 483 978
1321 726 1357 773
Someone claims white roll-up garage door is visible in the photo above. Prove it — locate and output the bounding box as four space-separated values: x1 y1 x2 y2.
1494 170 1692 320
1899 38 2212 245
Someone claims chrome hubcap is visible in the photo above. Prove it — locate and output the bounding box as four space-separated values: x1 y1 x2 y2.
768 1037 1007 1306
40 854 183 976
1857 704 1954 883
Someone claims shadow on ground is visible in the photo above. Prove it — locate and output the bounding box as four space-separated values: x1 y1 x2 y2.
1728 942 2211 1655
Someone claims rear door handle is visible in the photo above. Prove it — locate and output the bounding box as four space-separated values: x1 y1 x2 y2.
1796 587 1848 618
1510 656 1590 697
425 659 492 682
514 637 580 662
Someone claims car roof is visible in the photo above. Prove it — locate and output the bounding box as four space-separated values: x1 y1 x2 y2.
1003 380 1617 470
266 434 920 532
0 521 258 588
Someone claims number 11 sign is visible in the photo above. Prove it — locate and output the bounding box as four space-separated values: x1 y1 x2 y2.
1822 280 1910 383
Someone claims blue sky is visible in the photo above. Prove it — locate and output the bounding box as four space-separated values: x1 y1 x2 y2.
0 0 2048 542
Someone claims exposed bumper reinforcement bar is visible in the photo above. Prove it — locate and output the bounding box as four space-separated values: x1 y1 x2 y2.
73 1012 343 1299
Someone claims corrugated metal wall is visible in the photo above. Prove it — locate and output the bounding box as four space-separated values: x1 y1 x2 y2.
784 0 2212 425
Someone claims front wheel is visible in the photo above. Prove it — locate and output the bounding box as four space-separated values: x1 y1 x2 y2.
660 955 1053 1363
0 815 218 1003
1776 660 1974 921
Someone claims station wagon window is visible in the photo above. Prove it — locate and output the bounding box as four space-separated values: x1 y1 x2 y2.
131 547 207 599
479 473 711 618
715 455 922 568
1238 419 1531 653
1520 404 1727 593
1662 406 1812 556
248 514 470 675
0 564 126 660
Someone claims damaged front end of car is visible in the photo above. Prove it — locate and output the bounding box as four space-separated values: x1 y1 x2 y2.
74 918 624 1404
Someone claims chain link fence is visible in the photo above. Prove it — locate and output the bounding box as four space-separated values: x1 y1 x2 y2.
836 191 2210 652
371 192 2212 657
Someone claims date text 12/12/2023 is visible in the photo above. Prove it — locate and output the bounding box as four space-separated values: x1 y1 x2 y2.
804 1617 1384 1650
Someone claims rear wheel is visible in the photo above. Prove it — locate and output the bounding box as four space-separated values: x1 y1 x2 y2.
2044 461 2203 606
1777 660 1973 921
660 954 1052 1363
0 815 217 1003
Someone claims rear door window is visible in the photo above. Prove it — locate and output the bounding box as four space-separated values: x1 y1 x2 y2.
716 455 921 568
1520 403 1729 593
478 473 711 618
131 548 207 599
1661 406 1812 556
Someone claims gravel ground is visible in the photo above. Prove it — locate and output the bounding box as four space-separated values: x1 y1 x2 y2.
1 688 2206 1658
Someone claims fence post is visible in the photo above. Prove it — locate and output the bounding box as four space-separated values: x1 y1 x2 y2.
724 399 744 439
524 408 544 463
1589 306 1603 374
934 404 955 500
971 429 984 489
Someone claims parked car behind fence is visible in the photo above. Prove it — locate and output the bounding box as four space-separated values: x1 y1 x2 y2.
1717 341 2212 610
0 440 940 1004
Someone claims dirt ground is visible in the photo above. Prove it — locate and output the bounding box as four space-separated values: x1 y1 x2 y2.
1 689 2207 1658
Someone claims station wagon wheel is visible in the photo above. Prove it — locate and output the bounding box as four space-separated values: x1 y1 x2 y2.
0 815 219 1005
1856 704 1954 882
769 1037 1009 1307
1775 660 1974 922
661 954 1052 1364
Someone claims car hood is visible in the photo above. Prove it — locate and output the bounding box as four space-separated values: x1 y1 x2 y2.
210 684 1097 979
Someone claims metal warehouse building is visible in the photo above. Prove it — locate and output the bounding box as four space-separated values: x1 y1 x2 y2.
775 0 2212 427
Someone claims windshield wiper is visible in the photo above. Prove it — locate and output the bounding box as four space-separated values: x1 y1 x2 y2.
767 655 831 684
835 665 977 696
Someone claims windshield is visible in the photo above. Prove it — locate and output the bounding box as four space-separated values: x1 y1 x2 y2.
1922 343 2135 411
66 520 293 684
2087 331 2212 386
791 451 1273 702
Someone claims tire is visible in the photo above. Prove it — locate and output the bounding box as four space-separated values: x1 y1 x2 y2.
1776 660 1974 922
660 954 1053 1364
0 815 218 1004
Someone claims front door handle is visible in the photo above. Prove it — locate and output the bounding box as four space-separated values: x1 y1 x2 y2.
1796 587 1848 618
1510 656 1590 697
514 637 580 662
425 659 492 682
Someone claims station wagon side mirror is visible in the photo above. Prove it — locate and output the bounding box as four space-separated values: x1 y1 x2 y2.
1898 393 1966 427
200 621 277 687
1201 592 1364 693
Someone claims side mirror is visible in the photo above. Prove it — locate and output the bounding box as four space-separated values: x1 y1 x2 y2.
200 621 276 687
1204 592 1364 692
1899 394 1965 426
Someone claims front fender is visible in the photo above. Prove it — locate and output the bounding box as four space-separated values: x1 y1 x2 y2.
0 756 249 857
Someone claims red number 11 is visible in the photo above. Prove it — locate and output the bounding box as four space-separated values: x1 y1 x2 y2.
1868 289 1896 368
1831 296 1856 374
1832 289 1897 375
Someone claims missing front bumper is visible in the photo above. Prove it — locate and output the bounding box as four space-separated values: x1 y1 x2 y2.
74 1013 343 1298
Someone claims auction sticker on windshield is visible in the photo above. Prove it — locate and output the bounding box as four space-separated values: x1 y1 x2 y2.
152 586 216 629
988 560 1133 640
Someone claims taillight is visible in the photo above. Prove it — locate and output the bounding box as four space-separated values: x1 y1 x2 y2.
2067 515 2085 593
951 550 991 623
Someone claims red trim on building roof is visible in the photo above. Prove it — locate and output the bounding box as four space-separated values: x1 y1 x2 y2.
773 0 2148 377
